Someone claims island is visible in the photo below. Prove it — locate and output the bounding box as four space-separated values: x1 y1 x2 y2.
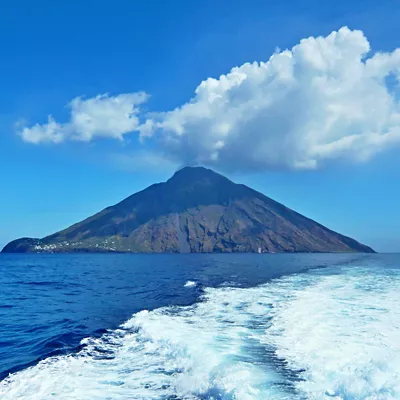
2 166 374 253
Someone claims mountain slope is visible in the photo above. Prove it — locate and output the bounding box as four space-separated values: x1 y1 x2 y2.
2 167 374 253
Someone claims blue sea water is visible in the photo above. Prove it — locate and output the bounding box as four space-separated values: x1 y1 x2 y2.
0 253 399 399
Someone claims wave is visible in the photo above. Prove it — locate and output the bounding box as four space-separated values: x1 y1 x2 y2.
1 265 400 399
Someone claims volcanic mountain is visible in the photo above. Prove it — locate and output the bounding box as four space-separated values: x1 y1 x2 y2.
2 167 374 253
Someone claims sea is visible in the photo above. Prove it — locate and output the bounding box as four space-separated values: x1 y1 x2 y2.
0 252 399 399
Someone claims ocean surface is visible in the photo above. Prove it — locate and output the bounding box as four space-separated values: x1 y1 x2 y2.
0 253 399 399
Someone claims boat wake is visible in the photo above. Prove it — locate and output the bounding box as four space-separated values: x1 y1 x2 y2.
1 264 400 399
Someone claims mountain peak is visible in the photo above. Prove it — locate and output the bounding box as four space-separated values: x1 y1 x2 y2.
168 166 231 185
2 168 374 254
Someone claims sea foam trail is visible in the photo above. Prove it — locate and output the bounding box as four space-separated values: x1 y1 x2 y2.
1 265 400 399
265 268 400 399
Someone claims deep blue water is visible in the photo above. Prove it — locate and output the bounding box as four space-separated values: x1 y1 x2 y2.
0 253 399 399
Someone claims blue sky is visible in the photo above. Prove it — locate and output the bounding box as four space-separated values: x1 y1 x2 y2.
1 0 400 251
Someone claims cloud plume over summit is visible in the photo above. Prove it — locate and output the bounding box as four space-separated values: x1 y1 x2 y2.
20 27 400 171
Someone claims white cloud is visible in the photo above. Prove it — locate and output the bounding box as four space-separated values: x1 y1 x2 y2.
21 116 65 144
142 27 400 171
20 93 149 144
19 27 400 171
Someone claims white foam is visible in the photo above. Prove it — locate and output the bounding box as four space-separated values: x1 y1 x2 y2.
0 291 288 399
1 264 400 399
184 280 197 288
264 266 400 399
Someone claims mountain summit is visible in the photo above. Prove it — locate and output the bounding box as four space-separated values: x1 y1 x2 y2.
2 167 374 253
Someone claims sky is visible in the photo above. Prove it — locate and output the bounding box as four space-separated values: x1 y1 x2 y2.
1 0 400 252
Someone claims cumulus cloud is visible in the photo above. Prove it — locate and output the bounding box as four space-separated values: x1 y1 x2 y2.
19 27 400 171
143 27 400 170
20 116 65 144
21 92 149 144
